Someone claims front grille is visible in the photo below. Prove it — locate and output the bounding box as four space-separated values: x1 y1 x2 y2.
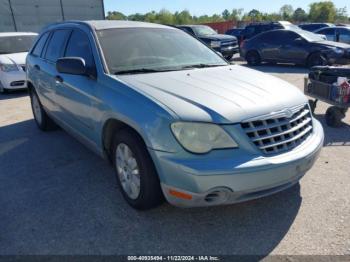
241 104 313 155
221 41 236 47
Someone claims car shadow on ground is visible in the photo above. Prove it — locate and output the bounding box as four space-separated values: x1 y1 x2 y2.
0 119 302 256
314 114 350 147
0 89 28 101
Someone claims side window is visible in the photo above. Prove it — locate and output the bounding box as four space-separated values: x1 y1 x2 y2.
338 28 350 43
320 28 336 41
258 32 282 45
281 31 299 44
32 32 49 57
45 29 71 62
64 30 95 68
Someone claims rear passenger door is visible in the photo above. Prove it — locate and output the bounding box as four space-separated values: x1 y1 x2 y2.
258 31 282 61
279 31 308 63
40 29 71 113
54 29 98 139
28 31 51 109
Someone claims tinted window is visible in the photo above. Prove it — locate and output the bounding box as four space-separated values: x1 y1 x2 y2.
282 31 300 42
32 32 49 57
256 31 282 44
45 30 71 62
65 30 94 68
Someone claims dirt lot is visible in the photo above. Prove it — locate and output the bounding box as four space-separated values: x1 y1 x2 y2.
0 62 349 256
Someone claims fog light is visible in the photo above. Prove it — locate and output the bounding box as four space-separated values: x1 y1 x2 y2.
204 188 231 204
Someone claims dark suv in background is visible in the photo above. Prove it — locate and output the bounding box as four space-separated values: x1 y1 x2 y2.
176 25 238 60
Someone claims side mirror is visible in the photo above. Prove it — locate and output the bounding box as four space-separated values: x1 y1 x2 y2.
56 57 87 76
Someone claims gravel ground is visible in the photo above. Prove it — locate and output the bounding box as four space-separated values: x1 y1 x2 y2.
0 61 349 256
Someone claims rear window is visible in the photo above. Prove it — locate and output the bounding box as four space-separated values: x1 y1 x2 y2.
45 29 71 62
0 35 37 54
32 32 50 57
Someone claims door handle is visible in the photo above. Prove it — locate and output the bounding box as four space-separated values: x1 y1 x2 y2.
55 75 63 83
34 65 40 71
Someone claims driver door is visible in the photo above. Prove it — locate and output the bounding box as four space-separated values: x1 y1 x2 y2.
54 29 98 141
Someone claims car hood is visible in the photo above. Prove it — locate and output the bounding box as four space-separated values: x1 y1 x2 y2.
117 65 307 123
200 34 237 41
314 40 350 49
0 52 27 65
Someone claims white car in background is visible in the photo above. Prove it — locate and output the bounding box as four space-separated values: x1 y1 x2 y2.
0 32 37 94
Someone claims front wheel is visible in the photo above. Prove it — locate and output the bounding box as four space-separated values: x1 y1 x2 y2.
325 106 345 127
246 51 261 66
30 89 57 131
112 129 163 210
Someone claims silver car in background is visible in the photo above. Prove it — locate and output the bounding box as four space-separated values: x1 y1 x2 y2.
0 32 37 93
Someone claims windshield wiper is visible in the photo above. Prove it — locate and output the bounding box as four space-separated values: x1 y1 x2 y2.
181 63 226 69
114 68 168 75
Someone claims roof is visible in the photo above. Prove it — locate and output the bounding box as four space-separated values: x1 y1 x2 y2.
0 32 38 37
84 20 173 30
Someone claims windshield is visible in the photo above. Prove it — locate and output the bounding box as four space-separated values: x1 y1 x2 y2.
192 25 217 36
97 28 228 74
297 30 325 42
0 35 37 54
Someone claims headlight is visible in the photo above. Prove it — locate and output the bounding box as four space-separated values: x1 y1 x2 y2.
0 63 19 72
210 41 221 48
332 48 344 54
171 122 238 154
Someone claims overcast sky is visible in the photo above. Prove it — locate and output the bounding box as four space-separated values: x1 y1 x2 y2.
104 0 349 16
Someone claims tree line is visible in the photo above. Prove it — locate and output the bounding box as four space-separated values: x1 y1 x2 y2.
106 1 349 25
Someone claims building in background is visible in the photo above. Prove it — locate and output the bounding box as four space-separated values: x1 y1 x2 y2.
0 0 105 32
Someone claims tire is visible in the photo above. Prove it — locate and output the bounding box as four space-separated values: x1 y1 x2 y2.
0 88 8 94
112 129 163 210
325 106 345 128
30 89 57 131
0 82 8 94
307 53 327 68
246 51 261 66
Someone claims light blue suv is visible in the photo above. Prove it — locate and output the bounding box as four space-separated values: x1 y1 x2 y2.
27 21 324 209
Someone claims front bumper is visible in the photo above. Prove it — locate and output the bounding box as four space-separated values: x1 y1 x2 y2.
214 45 239 57
150 120 324 207
0 70 27 90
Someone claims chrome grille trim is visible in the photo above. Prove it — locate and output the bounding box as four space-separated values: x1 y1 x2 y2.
241 104 313 155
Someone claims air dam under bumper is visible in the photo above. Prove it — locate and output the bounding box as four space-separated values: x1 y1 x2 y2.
153 120 324 207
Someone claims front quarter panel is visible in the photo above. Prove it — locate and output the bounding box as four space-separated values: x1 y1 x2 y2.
95 74 182 153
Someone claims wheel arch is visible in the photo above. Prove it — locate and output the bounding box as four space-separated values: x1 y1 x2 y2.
102 118 149 162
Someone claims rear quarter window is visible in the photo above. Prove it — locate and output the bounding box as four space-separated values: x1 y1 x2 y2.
32 32 50 57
